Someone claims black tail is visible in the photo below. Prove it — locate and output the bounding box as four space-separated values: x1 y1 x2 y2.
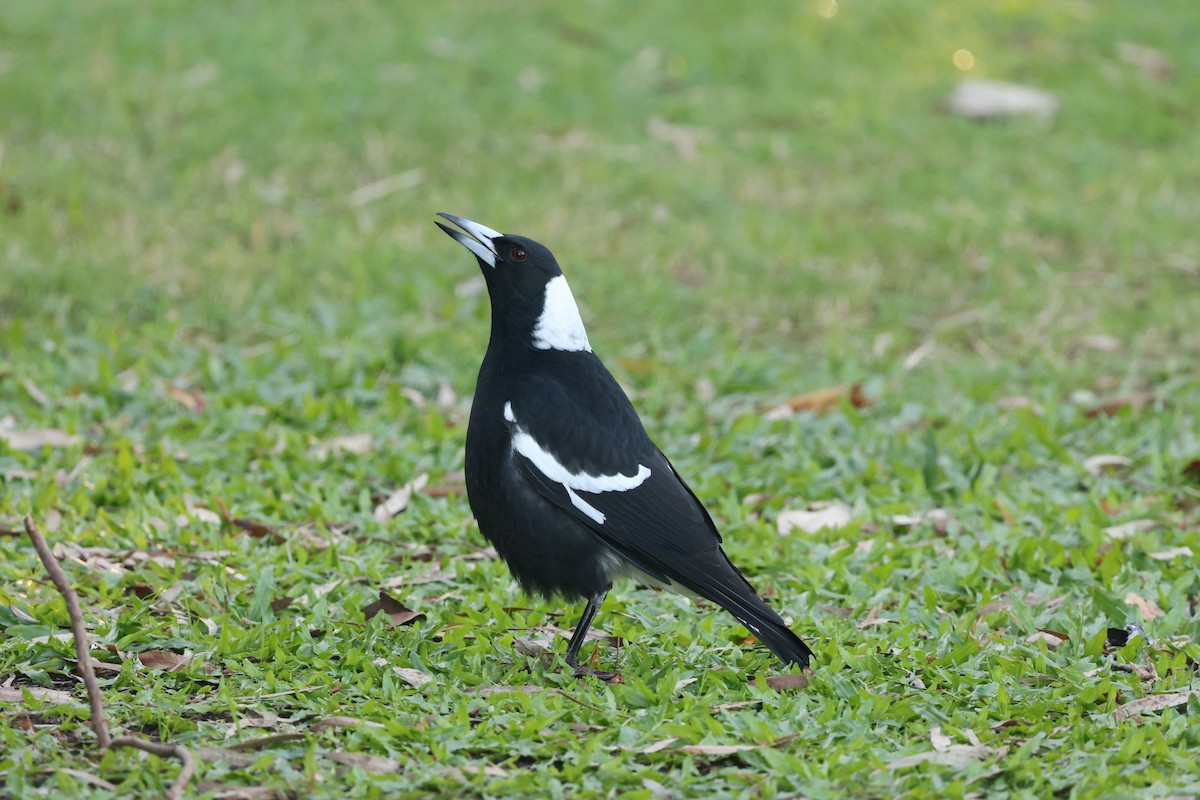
675 553 814 668
745 614 814 667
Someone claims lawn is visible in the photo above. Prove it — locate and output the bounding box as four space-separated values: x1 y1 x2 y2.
2 1 1199 797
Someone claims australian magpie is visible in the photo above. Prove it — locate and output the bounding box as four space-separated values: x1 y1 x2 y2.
435 213 813 671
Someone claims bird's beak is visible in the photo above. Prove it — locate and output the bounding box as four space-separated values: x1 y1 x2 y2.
435 213 502 269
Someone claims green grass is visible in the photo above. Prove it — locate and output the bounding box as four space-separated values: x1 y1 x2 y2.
2 0 1199 797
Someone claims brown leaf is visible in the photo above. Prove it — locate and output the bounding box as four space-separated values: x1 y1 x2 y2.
1085 390 1155 418
1113 691 1195 722
639 738 679 754
1125 591 1164 620
227 733 304 751
373 473 429 522
137 650 190 672
1182 459 1200 484
1026 629 1069 650
763 673 810 690
233 517 279 539
362 590 425 627
773 383 871 416
164 382 205 412
324 751 402 773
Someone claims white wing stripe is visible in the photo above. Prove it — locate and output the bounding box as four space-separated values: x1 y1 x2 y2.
508 410 651 525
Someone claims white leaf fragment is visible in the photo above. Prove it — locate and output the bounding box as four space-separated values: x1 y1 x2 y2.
777 502 852 535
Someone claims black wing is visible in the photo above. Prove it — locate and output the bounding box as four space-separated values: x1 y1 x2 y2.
507 361 812 665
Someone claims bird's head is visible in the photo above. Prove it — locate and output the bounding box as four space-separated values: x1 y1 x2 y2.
436 213 591 352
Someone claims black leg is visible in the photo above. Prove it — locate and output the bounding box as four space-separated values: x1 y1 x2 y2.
564 590 608 669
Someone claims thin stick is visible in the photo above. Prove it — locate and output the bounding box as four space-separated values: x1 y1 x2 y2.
110 737 197 797
23 515 198 800
23 514 110 748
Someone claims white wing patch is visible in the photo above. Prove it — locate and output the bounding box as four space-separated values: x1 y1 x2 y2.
532 275 592 352
505 403 649 524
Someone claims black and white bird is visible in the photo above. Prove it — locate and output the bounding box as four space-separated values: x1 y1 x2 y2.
435 213 813 672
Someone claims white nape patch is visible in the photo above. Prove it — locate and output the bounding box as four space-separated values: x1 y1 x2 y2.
531 275 592 352
503 401 515 423
508 415 650 525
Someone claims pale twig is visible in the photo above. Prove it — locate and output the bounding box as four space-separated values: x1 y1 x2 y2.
23 515 198 800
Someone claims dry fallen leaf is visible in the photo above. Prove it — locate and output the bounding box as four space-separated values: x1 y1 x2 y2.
0 686 77 706
1148 546 1194 561
21 378 50 407
948 79 1058 119
1085 391 1155 418
1025 629 1069 651
309 433 373 459
1125 591 1164 621
1117 42 1173 81
677 744 758 756
640 738 678 754
1082 454 1132 476
1113 691 1196 722
930 726 953 752
763 673 809 690
713 699 763 712
311 716 386 731
769 383 870 417
362 590 425 627
392 667 432 688
891 508 957 535
373 473 430 522
137 650 190 672
858 604 896 629
164 382 205 412
0 426 81 451
777 502 852 535
1103 519 1159 540
324 751 402 774
646 116 709 161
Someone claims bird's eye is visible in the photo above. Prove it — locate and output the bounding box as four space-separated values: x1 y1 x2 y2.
511 247 527 262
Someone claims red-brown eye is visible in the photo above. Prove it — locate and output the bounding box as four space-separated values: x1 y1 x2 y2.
511 247 527 262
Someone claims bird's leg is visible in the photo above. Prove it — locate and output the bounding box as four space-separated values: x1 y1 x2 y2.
564 590 608 675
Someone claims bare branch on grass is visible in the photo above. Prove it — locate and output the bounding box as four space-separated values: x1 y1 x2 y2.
23 515 198 800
